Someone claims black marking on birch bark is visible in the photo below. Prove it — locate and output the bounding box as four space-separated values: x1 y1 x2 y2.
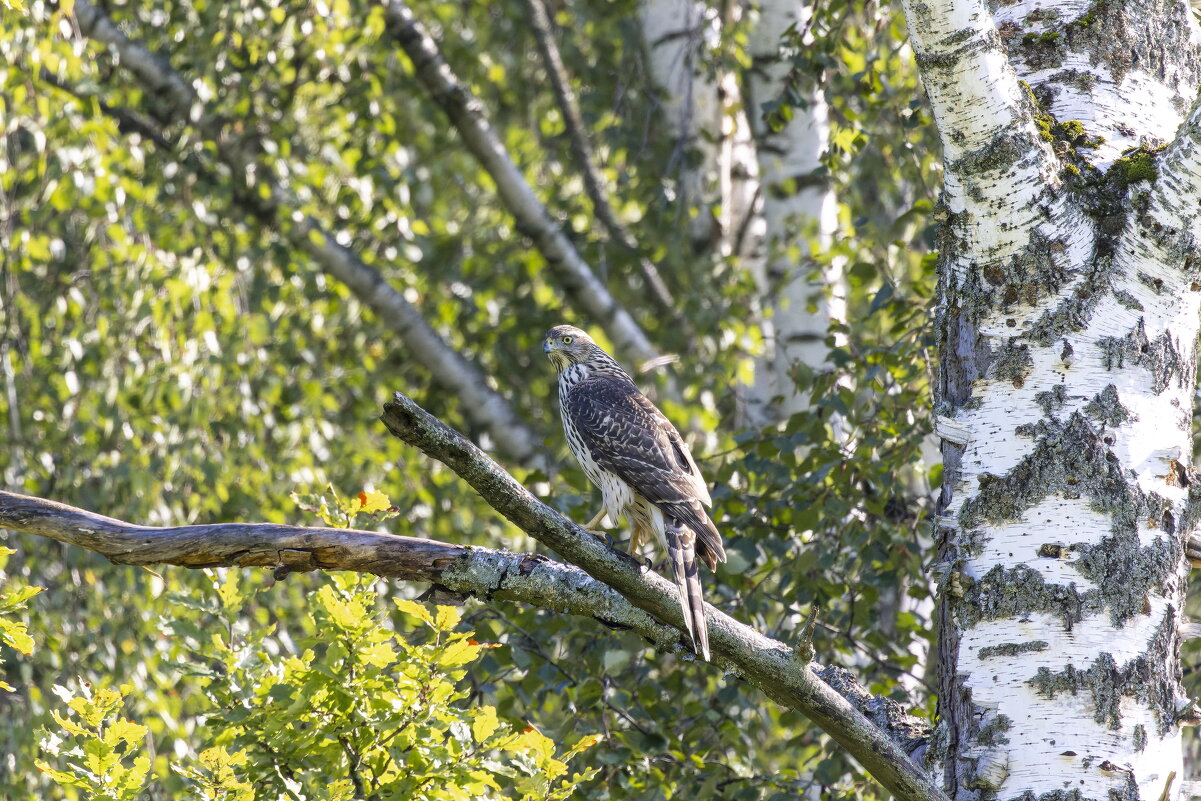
950 127 1035 176
1132 723 1147 751
1027 609 1178 735
1179 482 1201 537
1047 68 1097 92
1075 530 1177 625
1058 0 1201 92
937 253 993 514
960 563 1097 629
1082 385 1133 427
1034 384 1068 416
1018 30 1065 70
1038 543 1074 558
1136 271 1166 294
1096 318 1186 394
992 341 1033 387
1111 290 1143 311
960 413 1179 624
968 231 1070 314
935 524 975 796
1111 773 1139 801
1026 259 1112 347
960 413 1122 527
975 713 1012 746
913 27 1005 73
1012 792 1086 801
977 640 1049 659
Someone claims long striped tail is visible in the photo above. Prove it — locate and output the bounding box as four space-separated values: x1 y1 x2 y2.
664 514 709 661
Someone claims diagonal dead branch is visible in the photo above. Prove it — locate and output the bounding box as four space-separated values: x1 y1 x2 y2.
379 390 945 801
521 0 681 325
68 0 544 468
381 0 659 365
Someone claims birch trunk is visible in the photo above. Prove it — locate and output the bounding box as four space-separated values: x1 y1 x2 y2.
744 0 842 425
904 0 1201 796
640 0 757 255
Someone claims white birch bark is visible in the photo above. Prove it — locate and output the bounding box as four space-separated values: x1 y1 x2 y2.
743 0 842 426
903 0 1201 796
640 0 757 255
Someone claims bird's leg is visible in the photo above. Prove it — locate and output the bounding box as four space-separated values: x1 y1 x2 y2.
579 507 617 547
582 507 607 533
628 525 653 571
628 524 643 554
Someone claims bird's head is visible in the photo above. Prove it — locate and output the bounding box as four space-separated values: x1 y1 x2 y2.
543 324 601 371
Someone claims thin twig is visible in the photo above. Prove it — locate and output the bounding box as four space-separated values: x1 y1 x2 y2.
381 0 659 363
522 0 681 324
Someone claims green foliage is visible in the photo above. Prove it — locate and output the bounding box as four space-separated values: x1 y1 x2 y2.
0 0 940 797
35 686 151 800
0 546 41 692
34 573 598 800
291 485 401 528
173 746 256 801
168 572 598 800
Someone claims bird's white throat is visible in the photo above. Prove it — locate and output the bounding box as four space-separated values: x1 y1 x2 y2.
559 363 591 386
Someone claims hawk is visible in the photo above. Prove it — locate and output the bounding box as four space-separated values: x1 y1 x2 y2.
543 324 725 660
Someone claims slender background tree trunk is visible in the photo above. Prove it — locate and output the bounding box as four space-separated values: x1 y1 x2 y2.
744 0 842 426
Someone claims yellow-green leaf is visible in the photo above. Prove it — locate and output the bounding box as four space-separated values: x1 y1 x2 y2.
437 638 481 668
434 604 461 630
356 488 392 514
393 598 433 625
565 733 603 758
471 705 499 742
105 718 148 749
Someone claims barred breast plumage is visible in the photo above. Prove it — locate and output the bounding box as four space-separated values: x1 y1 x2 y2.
546 325 725 661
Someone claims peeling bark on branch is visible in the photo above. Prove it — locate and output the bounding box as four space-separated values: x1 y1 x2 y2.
0 490 689 641
382 0 658 365
379 390 946 801
69 0 544 468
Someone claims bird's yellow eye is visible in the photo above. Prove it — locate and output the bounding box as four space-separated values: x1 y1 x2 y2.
562 336 573 344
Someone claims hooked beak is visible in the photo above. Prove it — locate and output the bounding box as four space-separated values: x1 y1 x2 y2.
543 339 553 354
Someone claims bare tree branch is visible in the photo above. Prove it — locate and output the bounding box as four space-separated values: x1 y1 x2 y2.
0 480 933 791
379 390 945 801
69 0 545 469
521 0 681 325
381 0 659 365
0 490 678 637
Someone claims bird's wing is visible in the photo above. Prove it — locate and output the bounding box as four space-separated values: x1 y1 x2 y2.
562 375 724 565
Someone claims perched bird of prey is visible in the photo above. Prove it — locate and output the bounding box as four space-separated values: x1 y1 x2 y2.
543 324 725 660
